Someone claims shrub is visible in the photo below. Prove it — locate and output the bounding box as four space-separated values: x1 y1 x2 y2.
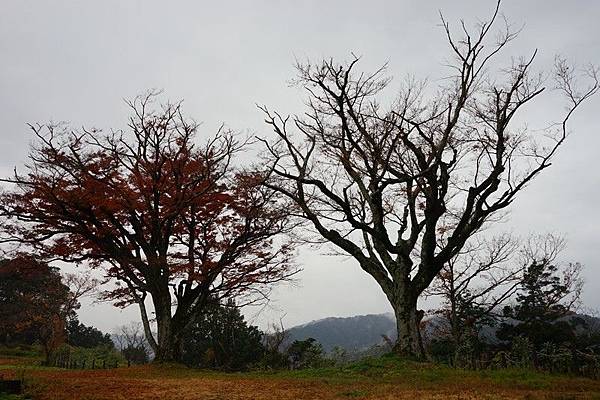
509 336 534 368
180 301 264 371
287 338 331 369
51 344 125 368
121 344 149 365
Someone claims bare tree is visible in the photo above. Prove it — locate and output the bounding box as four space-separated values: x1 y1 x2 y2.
113 322 150 351
114 322 148 352
62 272 100 318
114 322 151 363
259 2 598 356
426 233 521 344
263 317 289 354
426 233 578 347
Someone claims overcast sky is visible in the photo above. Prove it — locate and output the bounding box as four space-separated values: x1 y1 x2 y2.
1 1 599 333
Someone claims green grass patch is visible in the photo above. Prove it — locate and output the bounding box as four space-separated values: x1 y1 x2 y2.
0 346 42 360
247 353 598 392
0 394 25 400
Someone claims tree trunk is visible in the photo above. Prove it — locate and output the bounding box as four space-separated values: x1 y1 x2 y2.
154 330 182 363
154 322 174 362
153 320 185 362
152 299 182 363
392 297 425 358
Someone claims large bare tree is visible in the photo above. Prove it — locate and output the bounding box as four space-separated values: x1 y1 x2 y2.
259 3 598 356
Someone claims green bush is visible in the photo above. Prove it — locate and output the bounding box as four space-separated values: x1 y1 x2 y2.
51 344 125 368
181 301 264 371
287 338 332 369
509 336 534 368
0 344 41 359
428 338 455 365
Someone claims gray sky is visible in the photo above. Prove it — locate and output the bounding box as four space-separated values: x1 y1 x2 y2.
1 1 599 333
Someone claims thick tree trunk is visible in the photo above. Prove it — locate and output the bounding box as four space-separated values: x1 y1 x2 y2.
152 298 182 363
154 320 185 363
154 334 182 362
391 296 425 358
142 284 205 363
154 320 175 362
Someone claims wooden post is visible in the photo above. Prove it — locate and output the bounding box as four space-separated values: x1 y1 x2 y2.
103 360 106 369
92 359 95 369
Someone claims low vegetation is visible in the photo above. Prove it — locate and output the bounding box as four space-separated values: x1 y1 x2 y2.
1 352 600 400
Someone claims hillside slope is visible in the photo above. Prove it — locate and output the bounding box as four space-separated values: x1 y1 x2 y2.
286 313 395 352
286 312 600 352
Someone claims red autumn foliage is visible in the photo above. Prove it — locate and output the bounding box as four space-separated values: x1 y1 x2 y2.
0 92 296 362
0 256 73 363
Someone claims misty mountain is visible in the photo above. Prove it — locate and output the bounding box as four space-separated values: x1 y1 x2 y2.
286 312 600 353
286 313 396 352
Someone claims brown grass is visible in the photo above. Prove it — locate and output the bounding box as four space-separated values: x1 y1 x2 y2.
4 359 600 400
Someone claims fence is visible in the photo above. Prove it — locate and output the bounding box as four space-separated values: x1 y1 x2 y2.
52 356 132 369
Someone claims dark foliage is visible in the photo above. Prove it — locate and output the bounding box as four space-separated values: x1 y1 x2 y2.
286 338 327 369
0 257 69 344
0 257 74 363
498 260 583 348
180 300 264 370
121 344 149 364
66 318 114 349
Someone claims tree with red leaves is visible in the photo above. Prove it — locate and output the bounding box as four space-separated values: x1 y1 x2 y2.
0 256 73 363
0 93 296 362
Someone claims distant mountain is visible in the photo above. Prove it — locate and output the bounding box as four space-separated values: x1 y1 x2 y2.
286 313 396 352
286 312 600 353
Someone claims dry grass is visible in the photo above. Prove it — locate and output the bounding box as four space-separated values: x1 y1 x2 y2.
3 357 600 400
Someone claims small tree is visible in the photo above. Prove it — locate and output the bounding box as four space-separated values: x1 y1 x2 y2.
122 344 150 365
286 338 326 369
114 322 150 364
0 256 79 363
114 323 147 351
0 93 296 362
260 319 290 369
498 235 584 348
259 2 598 356
426 234 521 345
180 299 264 370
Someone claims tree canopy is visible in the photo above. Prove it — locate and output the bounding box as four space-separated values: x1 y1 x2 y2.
0 93 296 362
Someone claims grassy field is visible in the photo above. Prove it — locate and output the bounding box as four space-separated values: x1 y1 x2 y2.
1 354 600 399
